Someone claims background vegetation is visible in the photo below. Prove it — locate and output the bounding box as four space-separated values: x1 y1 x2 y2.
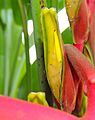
0 0 73 100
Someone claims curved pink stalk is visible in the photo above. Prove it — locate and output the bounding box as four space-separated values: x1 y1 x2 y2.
0 96 78 120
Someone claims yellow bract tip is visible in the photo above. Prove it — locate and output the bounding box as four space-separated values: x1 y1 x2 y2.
54 30 62 62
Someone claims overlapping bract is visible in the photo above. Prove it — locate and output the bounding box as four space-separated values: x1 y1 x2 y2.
41 8 64 103
41 7 78 113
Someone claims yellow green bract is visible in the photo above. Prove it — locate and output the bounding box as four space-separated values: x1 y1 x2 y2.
65 0 81 24
41 7 64 103
28 92 48 106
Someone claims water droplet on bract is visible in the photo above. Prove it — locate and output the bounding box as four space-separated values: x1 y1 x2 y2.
70 18 74 23
66 2 70 7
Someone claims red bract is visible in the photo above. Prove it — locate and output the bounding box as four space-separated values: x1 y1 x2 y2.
65 45 95 83
71 44 84 113
73 0 89 44
62 54 76 113
65 44 95 119
65 0 89 44
73 43 84 52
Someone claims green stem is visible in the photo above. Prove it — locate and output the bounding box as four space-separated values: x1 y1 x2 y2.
30 0 44 91
30 0 53 106
18 0 31 94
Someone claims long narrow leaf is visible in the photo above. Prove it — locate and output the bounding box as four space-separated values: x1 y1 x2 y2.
18 0 31 94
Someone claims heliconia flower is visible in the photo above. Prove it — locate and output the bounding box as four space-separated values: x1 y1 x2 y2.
64 44 95 119
0 45 95 119
41 7 64 104
65 0 89 44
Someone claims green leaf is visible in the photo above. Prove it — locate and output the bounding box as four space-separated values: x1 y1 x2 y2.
58 0 65 11
0 26 4 94
0 0 11 10
9 52 26 97
62 27 73 44
31 61 41 92
18 0 31 94
31 0 47 91
11 0 32 25
1 9 14 95
0 8 27 98
46 0 65 11
11 0 22 25
0 55 4 94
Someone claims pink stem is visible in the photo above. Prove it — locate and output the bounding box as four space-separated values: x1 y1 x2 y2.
0 96 78 120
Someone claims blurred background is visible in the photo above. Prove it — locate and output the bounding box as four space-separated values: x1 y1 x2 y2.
0 0 73 100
